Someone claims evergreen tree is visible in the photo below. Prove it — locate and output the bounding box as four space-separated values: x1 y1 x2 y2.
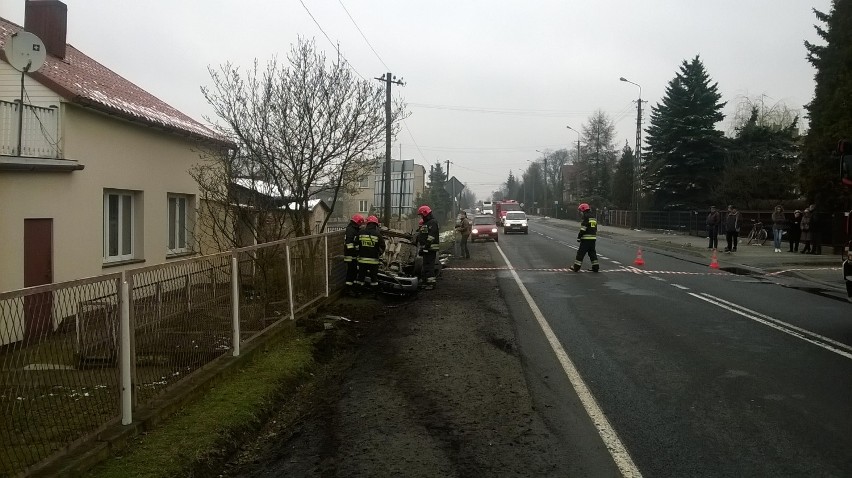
644 55 726 209
611 142 635 209
716 105 800 209
425 161 452 221
802 0 852 210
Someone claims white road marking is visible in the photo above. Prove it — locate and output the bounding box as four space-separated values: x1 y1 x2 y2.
671 284 690 290
689 292 852 361
495 243 643 478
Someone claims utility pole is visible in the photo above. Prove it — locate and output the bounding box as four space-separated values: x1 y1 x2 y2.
446 159 454 219
375 72 404 223
620 76 644 229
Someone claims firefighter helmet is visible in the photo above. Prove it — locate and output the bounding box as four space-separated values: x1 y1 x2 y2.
417 205 432 217
578 203 591 212
366 215 379 225
351 214 365 225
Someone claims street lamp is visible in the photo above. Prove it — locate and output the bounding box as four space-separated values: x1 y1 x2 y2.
620 76 643 230
535 149 548 217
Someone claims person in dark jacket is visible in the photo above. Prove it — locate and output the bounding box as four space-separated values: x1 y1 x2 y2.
706 205 721 249
454 211 472 259
572 203 599 272
788 210 802 252
724 205 741 253
344 214 365 295
355 215 385 297
808 203 821 254
417 205 440 289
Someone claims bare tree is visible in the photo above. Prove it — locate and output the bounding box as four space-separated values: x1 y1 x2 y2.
193 37 404 249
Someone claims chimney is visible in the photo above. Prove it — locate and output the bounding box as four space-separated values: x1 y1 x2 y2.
24 0 67 59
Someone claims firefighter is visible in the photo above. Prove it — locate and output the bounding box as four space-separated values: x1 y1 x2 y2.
355 215 385 297
572 203 599 272
417 205 440 289
343 214 365 295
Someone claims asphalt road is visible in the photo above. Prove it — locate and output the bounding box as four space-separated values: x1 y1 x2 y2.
496 217 852 477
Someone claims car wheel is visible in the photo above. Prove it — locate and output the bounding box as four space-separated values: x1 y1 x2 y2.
495 236 499 242
523 229 528 234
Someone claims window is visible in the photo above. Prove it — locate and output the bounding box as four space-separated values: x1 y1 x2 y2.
358 200 369 213
359 177 369 188
168 194 192 254
104 190 136 262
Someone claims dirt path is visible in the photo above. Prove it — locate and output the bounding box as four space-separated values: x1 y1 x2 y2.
220 249 581 477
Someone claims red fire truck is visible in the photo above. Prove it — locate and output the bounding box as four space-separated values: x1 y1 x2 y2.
494 200 522 225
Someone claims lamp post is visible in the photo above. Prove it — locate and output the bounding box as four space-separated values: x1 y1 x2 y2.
620 76 643 230
566 125 581 203
535 149 548 217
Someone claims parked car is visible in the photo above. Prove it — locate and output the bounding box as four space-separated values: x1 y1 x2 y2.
503 211 528 234
471 215 498 242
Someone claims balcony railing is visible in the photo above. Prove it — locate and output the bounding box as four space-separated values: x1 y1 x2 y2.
0 100 60 159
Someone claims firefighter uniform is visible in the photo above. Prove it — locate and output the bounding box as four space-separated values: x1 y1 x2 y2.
572 204 599 272
355 216 385 295
343 214 364 294
417 205 440 289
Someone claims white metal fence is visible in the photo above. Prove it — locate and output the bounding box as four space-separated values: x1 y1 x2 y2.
0 231 346 476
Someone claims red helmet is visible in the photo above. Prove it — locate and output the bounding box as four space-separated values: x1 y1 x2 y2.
578 203 590 212
417 205 432 217
351 214 365 225
366 215 379 225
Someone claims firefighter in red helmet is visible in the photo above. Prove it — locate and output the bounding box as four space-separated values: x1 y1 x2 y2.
355 215 385 297
344 214 365 295
572 203 599 272
417 205 440 289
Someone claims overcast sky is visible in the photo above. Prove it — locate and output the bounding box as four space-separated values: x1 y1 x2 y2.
1 0 833 200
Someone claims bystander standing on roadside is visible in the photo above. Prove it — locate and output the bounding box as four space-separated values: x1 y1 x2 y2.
800 209 813 253
808 204 822 254
706 205 721 249
788 210 802 252
771 205 786 253
454 211 471 259
724 205 741 253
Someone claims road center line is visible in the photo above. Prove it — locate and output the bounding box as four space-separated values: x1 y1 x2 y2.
688 292 852 360
495 243 643 478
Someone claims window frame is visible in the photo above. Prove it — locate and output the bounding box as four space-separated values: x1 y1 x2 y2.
358 200 369 213
167 193 193 255
103 190 136 263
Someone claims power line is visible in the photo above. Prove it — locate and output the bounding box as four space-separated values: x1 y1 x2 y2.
298 0 367 81
337 0 390 71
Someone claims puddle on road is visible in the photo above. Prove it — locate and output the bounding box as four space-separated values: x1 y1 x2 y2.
604 281 656 296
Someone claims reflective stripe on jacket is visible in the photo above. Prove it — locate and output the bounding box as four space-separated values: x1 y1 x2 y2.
343 221 360 261
357 224 385 264
418 214 441 251
578 216 597 240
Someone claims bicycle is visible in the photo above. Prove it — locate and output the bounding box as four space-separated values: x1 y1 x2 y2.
745 219 768 246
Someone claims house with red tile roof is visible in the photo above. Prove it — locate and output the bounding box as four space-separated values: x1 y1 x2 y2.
0 1 229 304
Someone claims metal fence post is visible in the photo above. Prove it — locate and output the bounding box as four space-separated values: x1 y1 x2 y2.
324 235 329 298
120 272 132 425
286 240 295 320
231 253 240 357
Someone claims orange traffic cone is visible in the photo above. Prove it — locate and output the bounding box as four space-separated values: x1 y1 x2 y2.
633 247 645 266
709 248 720 269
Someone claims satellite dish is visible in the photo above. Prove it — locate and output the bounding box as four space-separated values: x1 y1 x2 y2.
3 31 46 73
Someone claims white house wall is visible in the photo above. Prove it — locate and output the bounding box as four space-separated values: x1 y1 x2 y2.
0 61 61 108
0 103 208 292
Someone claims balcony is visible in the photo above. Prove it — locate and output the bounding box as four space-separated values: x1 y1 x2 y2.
0 100 82 171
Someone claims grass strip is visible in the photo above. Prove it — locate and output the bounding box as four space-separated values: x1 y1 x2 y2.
88 331 319 478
